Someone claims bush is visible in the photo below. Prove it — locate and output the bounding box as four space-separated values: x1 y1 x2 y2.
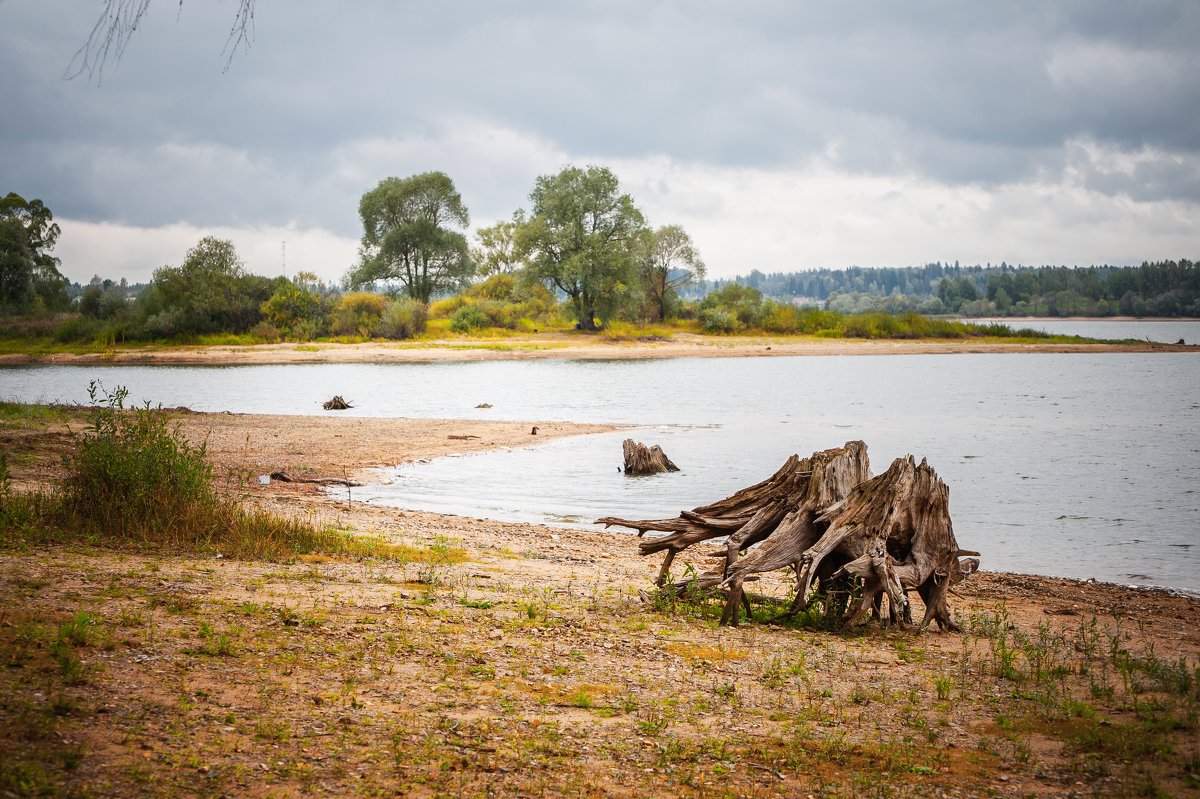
699 307 738 334
249 322 282 343
61 382 217 541
450 304 490 333
330 292 388 337
52 315 104 343
374 298 428 339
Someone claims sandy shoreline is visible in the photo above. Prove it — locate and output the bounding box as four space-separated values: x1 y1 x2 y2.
3 409 1198 797
3 331 1197 366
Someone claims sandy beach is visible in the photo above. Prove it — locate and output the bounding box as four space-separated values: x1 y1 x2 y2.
2 409 1198 797
3 330 1197 367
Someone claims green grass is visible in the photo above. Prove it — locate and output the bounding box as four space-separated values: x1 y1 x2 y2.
0 385 429 563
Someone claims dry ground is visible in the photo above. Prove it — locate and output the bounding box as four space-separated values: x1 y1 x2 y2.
2 410 1198 798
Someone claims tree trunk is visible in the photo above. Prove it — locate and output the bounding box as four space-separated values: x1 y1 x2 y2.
621 439 679 476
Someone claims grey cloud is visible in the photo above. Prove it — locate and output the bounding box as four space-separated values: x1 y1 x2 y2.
1 0 1199 237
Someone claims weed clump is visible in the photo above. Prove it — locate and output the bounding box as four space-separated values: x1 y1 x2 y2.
1 383 412 562
61 382 215 541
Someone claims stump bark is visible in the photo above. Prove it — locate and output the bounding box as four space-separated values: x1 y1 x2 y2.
597 441 869 605
621 439 680 476
597 441 979 632
787 455 979 631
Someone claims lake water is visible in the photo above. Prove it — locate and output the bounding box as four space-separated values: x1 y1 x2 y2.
972 318 1199 345
2 348 1198 592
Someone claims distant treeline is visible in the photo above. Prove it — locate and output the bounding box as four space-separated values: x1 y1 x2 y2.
696 260 1200 317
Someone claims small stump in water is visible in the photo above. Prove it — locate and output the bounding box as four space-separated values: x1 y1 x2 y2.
323 395 352 410
622 439 679 475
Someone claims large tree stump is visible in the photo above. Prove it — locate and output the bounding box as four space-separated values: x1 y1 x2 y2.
621 439 679 475
598 442 980 632
597 442 869 596
788 455 980 631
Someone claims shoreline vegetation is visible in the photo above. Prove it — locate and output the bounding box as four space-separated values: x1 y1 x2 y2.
1 400 1198 797
2 326 1197 366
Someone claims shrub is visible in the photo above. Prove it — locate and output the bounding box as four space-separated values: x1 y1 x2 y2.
52 316 104 344
450 304 490 333
330 292 388 337
61 382 217 541
699 307 738 334
374 298 428 339
428 296 464 318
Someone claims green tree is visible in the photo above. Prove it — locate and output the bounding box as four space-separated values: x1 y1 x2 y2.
639 224 705 321
471 211 527 277
260 280 329 338
137 236 272 336
521 165 646 330
350 172 473 303
0 192 68 312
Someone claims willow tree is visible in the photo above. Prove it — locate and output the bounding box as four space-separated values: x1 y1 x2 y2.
640 224 705 322
521 165 646 330
350 172 473 303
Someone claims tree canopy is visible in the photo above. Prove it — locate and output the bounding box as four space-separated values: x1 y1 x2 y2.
349 173 473 304
0 192 68 312
137 236 274 336
640 224 705 322
521 165 646 330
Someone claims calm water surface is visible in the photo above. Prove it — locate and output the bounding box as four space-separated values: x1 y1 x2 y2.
976 318 1200 344
3 351 1198 591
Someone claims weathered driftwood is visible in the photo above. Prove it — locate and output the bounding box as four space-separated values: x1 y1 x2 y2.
322 395 352 410
621 439 680 476
716 441 872 625
599 441 980 632
787 455 980 631
268 471 361 487
597 442 868 594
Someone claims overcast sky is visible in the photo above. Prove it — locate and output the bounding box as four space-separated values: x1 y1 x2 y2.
2 1 1198 284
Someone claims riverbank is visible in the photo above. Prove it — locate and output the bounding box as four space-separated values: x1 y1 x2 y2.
1 330 1197 366
2 410 1198 797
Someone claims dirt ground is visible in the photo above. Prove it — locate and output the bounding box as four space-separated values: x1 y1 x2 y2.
2 411 1198 798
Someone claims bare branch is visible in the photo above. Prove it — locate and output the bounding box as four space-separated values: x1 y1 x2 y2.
65 0 257 83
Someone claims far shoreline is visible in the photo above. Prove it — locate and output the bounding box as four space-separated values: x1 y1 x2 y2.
1 331 1197 366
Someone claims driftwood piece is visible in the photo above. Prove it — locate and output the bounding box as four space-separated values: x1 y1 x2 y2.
599 441 980 632
621 439 680 476
597 442 868 594
789 455 979 631
717 441 872 624
322 395 352 410
268 471 361 487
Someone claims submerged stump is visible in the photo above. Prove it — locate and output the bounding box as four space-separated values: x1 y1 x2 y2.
322 395 352 411
621 439 680 476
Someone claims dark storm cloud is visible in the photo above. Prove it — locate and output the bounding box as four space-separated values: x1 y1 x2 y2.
1 0 1198 236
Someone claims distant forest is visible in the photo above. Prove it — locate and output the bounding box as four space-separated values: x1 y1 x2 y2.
694 260 1200 317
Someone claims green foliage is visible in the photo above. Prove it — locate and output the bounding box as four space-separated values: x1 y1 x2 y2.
330 292 388 337
471 212 527 277
260 280 330 339
350 172 473 303
522 165 646 330
450 303 490 333
134 236 274 338
639 224 705 322
373 297 428 339
61 382 216 541
705 259 1200 319
1 388 424 562
0 192 68 313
